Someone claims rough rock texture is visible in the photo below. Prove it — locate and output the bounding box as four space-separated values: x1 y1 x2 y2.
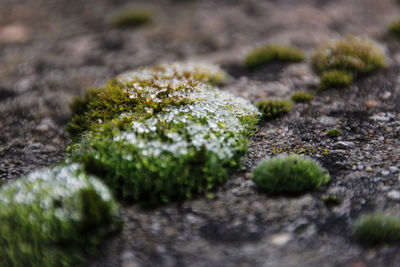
1 0 399 266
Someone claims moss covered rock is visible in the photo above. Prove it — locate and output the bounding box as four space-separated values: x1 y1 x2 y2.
69 62 258 206
0 164 121 267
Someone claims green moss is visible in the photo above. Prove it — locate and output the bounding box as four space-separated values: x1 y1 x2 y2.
252 154 330 195
256 99 293 121
291 91 314 103
0 164 121 267
110 8 152 28
389 19 400 37
68 62 258 207
354 214 400 246
66 62 229 139
244 44 305 69
319 70 353 90
311 35 386 89
326 128 342 138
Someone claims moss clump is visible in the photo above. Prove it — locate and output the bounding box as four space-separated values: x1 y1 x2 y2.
66 62 229 139
311 35 386 89
389 19 400 37
252 154 330 195
319 70 353 90
354 214 400 246
256 99 293 121
69 62 258 207
326 128 342 138
291 91 314 103
110 8 152 28
0 164 121 267
244 44 305 69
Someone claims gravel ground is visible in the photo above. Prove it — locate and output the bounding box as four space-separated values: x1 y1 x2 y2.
1 0 400 266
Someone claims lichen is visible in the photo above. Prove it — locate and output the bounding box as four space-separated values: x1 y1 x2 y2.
252 154 330 195
68 62 258 206
0 164 121 267
244 44 305 69
311 35 386 89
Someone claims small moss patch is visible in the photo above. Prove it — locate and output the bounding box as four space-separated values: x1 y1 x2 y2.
354 214 400 246
389 19 400 37
110 8 152 28
311 35 386 89
256 99 293 121
252 154 330 195
319 70 353 90
291 91 314 103
326 128 342 138
244 44 305 69
0 164 121 267
69 62 258 206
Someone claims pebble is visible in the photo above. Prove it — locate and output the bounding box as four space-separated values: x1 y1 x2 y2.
382 91 392 100
390 166 399 173
269 233 292 246
366 166 373 172
364 100 380 109
387 190 400 201
317 116 339 125
121 250 139 267
0 24 31 44
334 141 355 149
381 170 390 176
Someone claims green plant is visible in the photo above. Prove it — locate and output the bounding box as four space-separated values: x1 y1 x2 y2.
389 19 400 37
319 70 353 90
110 8 152 28
291 91 314 103
66 62 229 138
244 44 305 69
0 164 121 267
326 128 342 138
354 214 400 246
68 62 258 207
311 35 386 89
252 154 330 195
256 99 293 121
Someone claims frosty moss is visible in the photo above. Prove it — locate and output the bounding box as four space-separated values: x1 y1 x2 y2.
0 164 121 267
67 62 229 138
69 62 258 206
311 35 386 89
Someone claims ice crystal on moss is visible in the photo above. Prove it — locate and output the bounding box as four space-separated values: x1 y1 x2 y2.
0 164 121 267
69 62 258 206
